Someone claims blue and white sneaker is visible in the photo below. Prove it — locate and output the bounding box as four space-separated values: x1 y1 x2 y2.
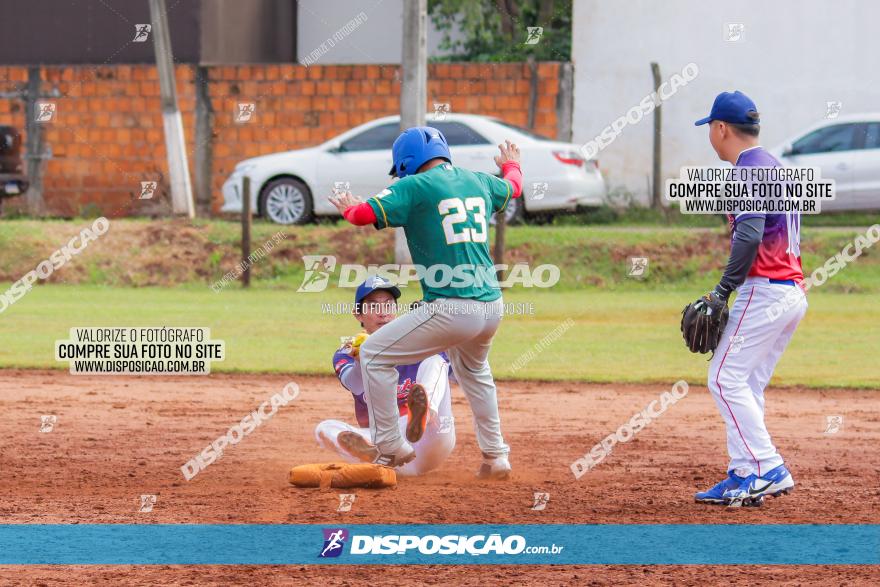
723 464 794 507
695 470 746 505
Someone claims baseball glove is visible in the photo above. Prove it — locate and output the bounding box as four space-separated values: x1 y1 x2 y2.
681 291 729 354
340 332 369 358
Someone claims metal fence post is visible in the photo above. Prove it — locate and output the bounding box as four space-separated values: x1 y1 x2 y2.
241 176 252 288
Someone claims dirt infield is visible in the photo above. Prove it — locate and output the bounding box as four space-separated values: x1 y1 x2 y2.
2 369 878 585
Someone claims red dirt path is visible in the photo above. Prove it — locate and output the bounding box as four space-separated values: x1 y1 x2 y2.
1 370 878 585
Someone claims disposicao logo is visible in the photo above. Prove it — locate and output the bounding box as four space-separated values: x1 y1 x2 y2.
349 533 527 555
319 528 349 558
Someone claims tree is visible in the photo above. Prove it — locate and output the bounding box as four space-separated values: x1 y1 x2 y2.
429 0 571 62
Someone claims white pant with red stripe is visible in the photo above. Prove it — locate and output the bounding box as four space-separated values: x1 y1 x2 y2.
707 276 807 477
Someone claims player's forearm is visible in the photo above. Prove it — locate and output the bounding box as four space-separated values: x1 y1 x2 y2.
338 363 358 391
501 161 523 198
342 202 377 226
715 215 765 299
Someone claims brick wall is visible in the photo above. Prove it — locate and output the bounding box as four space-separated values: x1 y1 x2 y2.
0 62 563 217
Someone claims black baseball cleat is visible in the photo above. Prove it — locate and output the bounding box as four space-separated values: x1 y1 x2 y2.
373 443 416 468
405 383 429 443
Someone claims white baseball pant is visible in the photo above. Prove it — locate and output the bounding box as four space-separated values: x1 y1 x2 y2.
707 276 807 477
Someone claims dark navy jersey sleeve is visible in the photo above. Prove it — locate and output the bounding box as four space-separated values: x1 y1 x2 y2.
716 215 765 299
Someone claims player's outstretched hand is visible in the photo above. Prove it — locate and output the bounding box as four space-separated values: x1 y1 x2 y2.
494 140 520 169
329 190 363 214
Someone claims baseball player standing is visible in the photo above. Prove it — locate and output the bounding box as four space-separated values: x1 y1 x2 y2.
315 276 456 476
328 127 523 478
691 91 807 506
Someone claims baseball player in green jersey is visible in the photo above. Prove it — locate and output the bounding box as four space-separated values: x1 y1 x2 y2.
329 126 523 478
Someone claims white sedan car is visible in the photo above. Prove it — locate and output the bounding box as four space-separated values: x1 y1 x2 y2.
221 113 606 224
771 113 880 211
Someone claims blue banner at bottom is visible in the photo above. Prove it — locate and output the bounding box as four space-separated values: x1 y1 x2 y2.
0 524 877 565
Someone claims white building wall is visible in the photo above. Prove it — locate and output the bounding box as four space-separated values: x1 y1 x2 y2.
297 0 457 64
572 0 880 202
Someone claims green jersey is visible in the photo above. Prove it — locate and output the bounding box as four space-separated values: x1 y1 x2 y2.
366 163 513 302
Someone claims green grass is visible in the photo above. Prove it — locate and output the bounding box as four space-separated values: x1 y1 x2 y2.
1 218 877 387
3 219 877 293
1 285 877 388
501 224 880 292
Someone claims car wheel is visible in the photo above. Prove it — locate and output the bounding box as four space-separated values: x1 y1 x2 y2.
502 197 524 225
259 177 313 225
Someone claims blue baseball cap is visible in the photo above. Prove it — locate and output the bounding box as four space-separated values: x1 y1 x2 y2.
695 91 760 126
354 276 401 306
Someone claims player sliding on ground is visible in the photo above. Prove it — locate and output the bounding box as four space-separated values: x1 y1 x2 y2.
328 127 523 479
315 276 456 476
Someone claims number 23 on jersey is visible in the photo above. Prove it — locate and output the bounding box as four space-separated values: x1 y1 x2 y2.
438 197 488 244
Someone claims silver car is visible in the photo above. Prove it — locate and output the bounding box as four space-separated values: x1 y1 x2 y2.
772 113 880 211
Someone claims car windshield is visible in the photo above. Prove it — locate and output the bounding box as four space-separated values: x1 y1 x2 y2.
491 120 550 141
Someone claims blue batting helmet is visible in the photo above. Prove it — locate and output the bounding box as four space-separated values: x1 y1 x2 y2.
388 126 452 178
